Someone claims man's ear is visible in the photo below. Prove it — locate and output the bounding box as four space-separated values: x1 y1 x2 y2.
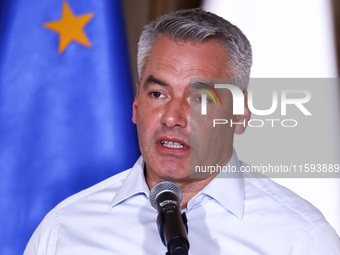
234 91 251 135
132 82 140 124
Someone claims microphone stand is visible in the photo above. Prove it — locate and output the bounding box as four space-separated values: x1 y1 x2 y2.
162 212 189 255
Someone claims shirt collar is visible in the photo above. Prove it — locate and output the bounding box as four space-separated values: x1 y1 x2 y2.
109 156 150 210
109 150 245 219
199 149 245 219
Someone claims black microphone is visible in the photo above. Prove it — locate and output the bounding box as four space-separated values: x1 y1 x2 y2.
149 181 190 255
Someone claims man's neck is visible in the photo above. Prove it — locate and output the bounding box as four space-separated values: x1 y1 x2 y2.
144 151 233 209
144 165 217 209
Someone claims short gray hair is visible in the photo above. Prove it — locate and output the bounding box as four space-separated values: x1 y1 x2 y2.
137 8 252 90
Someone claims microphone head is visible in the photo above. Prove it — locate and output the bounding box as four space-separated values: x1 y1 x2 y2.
149 181 183 209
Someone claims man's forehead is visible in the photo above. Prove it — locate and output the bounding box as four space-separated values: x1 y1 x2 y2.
144 75 168 87
142 74 191 90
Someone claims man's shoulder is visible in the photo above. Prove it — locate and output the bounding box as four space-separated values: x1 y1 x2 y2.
242 171 340 253
24 167 135 255
243 172 325 225
55 168 131 211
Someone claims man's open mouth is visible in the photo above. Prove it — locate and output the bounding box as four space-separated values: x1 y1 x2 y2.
160 140 184 149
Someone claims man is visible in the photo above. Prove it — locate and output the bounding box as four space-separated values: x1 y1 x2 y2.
25 8 340 255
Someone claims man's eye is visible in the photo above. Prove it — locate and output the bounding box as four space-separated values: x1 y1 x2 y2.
150 91 163 98
191 95 212 104
191 96 202 103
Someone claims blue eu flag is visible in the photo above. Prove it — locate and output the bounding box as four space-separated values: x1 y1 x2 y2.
0 1 139 254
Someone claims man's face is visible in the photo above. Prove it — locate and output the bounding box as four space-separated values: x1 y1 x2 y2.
132 35 249 184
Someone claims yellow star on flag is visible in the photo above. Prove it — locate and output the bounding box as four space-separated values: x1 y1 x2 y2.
43 1 94 54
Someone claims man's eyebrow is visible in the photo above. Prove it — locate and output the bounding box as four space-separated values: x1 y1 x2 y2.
143 75 169 88
191 82 207 91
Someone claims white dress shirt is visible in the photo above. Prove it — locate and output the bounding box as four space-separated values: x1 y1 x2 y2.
24 151 340 255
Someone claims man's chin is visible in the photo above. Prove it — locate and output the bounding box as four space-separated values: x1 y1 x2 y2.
145 162 191 182
156 167 191 181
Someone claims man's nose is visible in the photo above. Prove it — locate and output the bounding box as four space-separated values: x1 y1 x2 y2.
160 98 189 128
